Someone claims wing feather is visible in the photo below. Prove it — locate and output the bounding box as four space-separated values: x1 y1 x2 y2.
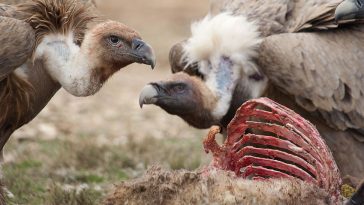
0 15 35 81
291 0 341 32
258 26 364 130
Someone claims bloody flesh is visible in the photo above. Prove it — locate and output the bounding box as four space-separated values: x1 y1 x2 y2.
203 98 341 199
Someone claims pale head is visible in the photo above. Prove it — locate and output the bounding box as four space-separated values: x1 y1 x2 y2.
37 20 156 97
79 20 156 88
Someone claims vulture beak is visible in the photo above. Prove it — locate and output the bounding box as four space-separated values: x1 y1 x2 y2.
139 83 164 108
335 0 363 23
131 39 156 69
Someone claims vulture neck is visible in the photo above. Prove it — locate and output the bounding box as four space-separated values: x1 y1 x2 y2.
25 59 62 118
220 75 269 129
36 33 101 97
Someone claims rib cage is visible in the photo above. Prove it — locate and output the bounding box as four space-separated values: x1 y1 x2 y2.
204 98 341 199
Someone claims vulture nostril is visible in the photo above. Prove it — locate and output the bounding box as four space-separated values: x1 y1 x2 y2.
135 43 143 50
132 39 145 51
150 83 165 93
357 0 363 8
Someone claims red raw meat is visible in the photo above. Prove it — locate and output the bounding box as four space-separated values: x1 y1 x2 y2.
204 98 341 200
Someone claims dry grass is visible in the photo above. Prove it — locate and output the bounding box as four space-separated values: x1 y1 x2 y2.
3 133 209 204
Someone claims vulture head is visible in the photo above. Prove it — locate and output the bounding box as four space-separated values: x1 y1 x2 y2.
139 72 218 129
81 21 155 71
35 20 155 97
25 0 156 97
139 13 267 128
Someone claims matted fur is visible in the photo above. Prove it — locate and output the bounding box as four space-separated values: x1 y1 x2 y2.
104 166 335 205
18 0 96 46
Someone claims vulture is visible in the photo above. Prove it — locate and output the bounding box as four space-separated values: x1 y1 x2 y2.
139 0 364 179
0 0 155 152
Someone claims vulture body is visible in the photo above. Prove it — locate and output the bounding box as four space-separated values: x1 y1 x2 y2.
0 0 155 152
139 0 364 179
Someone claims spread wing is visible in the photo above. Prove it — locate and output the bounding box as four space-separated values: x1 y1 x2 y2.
0 4 35 81
257 25 364 131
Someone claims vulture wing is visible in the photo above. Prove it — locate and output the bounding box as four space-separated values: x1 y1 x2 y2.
209 0 364 34
0 3 23 18
0 5 35 81
0 0 95 6
257 26 364 133
290 0 350 32
169 41 186 74
209 0 243 16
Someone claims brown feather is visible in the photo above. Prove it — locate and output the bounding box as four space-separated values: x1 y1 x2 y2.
0 73 34 130
0 16 35 133
0 0 95 145
166 0 364 179
0 16 35 79
257 28 364 178
17 0 96 46
292 1 341 32
258 29 364 131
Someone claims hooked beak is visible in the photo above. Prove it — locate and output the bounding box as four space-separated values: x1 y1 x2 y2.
335 0 361 23
139 84 160 108
131 38 156 69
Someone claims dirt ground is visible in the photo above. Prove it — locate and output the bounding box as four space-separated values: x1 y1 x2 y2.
11 0 209 145
3 0 215 204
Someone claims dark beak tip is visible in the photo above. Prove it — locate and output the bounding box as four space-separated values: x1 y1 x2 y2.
132 38 156 69
139 97 145 109
150 61 156 70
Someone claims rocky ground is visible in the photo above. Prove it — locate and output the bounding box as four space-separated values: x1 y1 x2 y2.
3 0 214 204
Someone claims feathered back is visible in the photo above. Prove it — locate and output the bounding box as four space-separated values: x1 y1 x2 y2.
209 0 242 16
0 73 33 129
0 0 95 134
18 0 96 46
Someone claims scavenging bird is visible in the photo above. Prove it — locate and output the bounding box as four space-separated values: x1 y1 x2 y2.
0 0 155 152
139 0 364 179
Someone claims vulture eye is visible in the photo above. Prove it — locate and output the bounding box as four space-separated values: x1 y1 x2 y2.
109 35 121 46
173 84 186 93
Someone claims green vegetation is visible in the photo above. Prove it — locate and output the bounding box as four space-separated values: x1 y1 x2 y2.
3 134 209 205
